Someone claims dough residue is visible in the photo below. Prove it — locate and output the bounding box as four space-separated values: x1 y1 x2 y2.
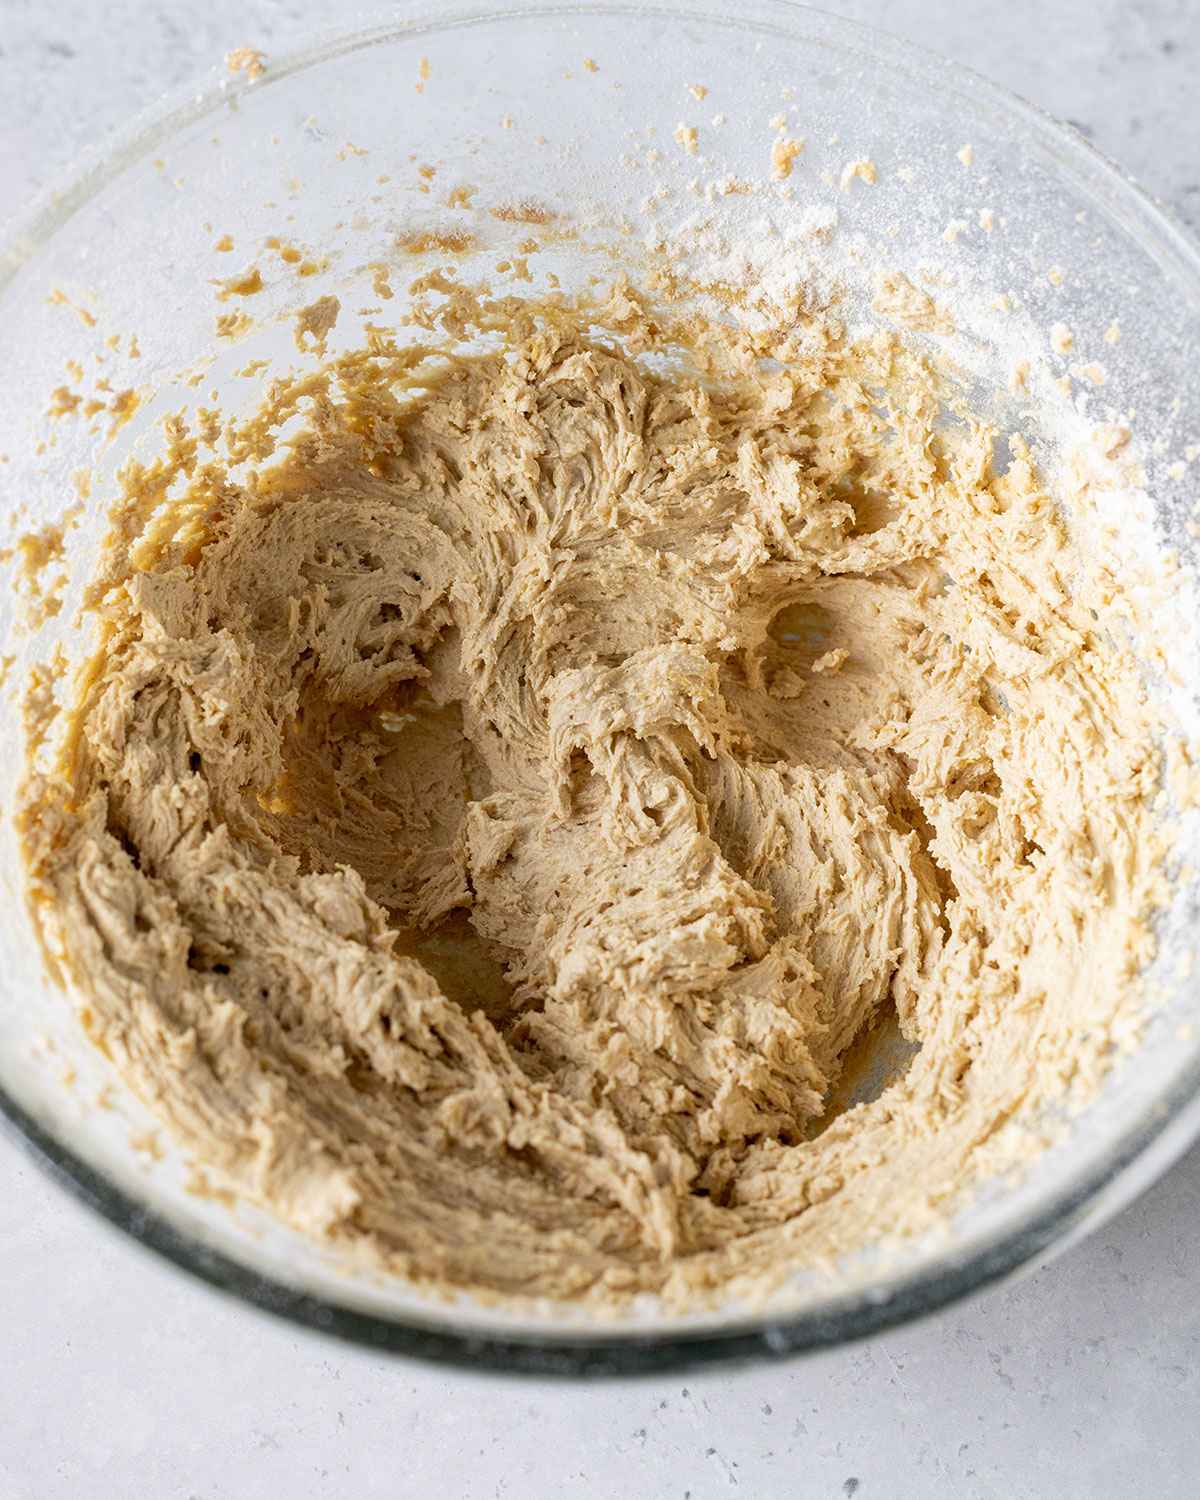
19 279 1172 1306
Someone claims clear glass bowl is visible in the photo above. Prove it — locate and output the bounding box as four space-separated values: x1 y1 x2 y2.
2 0 1200 1376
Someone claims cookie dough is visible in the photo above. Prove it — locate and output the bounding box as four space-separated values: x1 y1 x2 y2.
21 282 1168 1305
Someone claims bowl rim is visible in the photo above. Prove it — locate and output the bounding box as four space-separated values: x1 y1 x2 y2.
4 0 1200 1378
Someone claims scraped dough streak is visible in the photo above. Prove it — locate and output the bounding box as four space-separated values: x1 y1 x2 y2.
22 288 1164 1304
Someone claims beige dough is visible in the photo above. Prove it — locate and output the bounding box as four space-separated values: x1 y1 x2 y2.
20 280 1169 1305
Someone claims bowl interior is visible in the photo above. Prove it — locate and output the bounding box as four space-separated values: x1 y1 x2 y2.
2 0 1200 1365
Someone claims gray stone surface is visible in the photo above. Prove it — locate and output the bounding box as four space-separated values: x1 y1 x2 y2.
1 2 1198 1495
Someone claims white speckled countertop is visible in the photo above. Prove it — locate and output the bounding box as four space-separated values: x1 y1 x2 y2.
2 2 1199 1496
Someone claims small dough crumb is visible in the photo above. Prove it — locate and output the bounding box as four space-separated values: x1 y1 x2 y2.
293 295 340 355
1050 322 1074 355
872 271 956 335
810 647 849 675
770 137 804 181
218 267 264 299
1070 361 1107 387
674 123 699 155
215 310 253 340
840 158 877 190
225 46 266 82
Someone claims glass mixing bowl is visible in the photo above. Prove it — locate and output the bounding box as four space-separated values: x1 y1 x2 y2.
2 0 1200 1376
